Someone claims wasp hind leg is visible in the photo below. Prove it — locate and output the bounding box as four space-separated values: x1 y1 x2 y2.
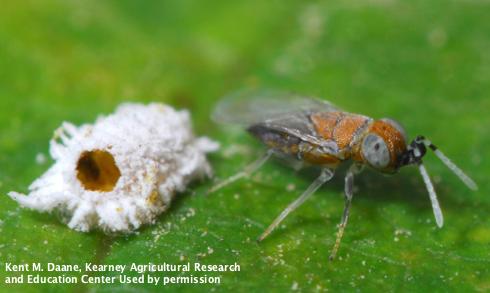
329 164 363 261
257 168 335 242
208 150 274 194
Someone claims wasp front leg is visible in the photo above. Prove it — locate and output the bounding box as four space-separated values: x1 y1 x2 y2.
329 164 363 261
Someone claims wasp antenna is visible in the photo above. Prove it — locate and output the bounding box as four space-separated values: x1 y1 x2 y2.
432 149 478 191
418 162 444 228
418 137 478 191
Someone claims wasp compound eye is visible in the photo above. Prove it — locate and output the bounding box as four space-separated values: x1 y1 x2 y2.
362 134 390 169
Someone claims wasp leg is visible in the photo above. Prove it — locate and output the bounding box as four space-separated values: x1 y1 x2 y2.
257 168 334 242
279 153 305 172
208 150 274 194
329 164 363 261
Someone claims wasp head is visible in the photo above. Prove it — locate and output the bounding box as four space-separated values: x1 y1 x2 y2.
361 118 408 173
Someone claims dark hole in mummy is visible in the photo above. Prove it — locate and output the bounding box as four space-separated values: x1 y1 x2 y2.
76 150 121 192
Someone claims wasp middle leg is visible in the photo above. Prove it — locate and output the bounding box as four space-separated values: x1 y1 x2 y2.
257 168 335 242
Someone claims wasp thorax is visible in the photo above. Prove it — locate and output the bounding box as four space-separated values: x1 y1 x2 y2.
76 150 121 192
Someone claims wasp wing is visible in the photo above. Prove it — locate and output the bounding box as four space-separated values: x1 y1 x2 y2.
212 89 338 126
213 89 340 151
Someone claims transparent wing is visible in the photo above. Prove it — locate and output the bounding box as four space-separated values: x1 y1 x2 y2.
212 89 339 126
253 111 340 151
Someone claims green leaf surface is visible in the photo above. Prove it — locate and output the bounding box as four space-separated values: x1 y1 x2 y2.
1 0 489 292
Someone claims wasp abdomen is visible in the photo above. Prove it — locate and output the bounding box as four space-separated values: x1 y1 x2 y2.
247 124 302 156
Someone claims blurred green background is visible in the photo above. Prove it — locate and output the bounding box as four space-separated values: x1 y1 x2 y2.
1 0 489 292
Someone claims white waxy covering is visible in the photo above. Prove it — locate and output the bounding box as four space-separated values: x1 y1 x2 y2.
9 103 219 233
